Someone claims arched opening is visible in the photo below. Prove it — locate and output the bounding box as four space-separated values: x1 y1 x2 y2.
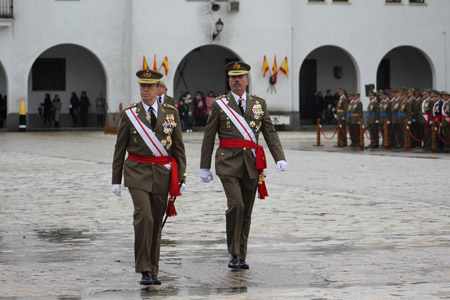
299 46 358 125
377 46 433 90
174 45 241 126
27 44 107 129
0 61 7 129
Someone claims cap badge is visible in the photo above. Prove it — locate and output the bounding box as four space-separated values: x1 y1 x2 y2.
233 63 241 70
144 70 151 78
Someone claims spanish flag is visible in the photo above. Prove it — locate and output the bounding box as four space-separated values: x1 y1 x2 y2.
153 54 158 71
280 56 289 76
272 55 278 77
142 56 149 70
161 56 170 75
262 56 270 77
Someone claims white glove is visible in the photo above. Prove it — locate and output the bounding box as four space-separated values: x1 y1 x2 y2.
342 117 346 120
112 184 121 197
180 183 186 194
276 160 288 172
200 169 213 183
387 121 391 125
407 121 411 125
375 120 379 124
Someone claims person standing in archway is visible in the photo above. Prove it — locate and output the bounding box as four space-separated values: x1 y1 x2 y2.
70 92 80 127
200 61 287 270
79 91 91 127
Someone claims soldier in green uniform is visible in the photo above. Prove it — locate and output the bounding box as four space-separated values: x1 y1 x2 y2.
432 90 444 151
336 88 348 146
390 90 401 148
352 92 363 146
367 91 379 148
441 91 450 152
346 93 355 146
397 90 412 148
420 90 433 150
112 69 187 285
156 80 177 106
378 91 391 147
200 61 287 269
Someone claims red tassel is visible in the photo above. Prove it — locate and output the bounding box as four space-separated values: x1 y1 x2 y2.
166 197 177 217
257 172 268 199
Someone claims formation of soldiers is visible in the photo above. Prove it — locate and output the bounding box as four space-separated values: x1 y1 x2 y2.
335 88 450 152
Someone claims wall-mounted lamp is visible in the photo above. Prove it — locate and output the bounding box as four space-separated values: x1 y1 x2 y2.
212 18 224 41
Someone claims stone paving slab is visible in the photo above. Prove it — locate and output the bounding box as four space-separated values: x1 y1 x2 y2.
0 131 449 299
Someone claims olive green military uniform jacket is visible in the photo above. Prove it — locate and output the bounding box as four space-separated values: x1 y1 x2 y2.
351 99 363 124
112 101 186 193
391 97 401 125
398 100 412 123
336 95 348 121
379 99 391 125
367 99 379 125
164 95 176 107
419 97 432 125
200 92 285 180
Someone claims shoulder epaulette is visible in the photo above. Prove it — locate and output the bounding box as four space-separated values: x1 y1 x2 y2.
163 103 176 110
124 103 138 110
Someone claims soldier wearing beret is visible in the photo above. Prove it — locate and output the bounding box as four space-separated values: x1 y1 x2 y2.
156 80 177 106
390 90 401 148
200 61 287 269
378 91 391 147
351 92 363 147
397 90 412 148
367 91 380 148
111 69 186 285
336 88 348 146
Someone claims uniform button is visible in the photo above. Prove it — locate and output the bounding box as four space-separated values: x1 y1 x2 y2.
243 148 246 150
152 162 155 165
221 153 224 156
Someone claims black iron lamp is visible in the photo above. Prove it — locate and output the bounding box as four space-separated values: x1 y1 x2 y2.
212 18 224 40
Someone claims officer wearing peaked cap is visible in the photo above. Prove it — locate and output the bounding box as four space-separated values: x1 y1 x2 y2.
336 88 348 146
111 68 186 286
200 61 287 270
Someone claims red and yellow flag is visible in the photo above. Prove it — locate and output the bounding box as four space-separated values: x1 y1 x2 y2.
161 56 170 75
142 56 149 69
272 55 278 77
262 56 270 77
280 56 289 76
153 54 158 71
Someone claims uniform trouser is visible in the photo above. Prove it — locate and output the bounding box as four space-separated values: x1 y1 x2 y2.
353 123 360 145
443 125 450 150
369 123 379 145
423 125 432 148
128 187 168 275
219 173 258 261
340 119 347 145
397 121 406 147
410 121 420 147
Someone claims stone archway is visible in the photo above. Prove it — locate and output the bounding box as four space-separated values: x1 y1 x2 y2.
299 46 358 125
27 44 107 129
377 46 433 91
174 45 241 104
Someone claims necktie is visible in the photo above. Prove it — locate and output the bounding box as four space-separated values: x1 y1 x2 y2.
149 107 157 130
238 98 245 115
158 96 162 103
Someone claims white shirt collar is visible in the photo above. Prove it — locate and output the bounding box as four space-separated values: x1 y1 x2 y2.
141 100 158 115
231 91 247 104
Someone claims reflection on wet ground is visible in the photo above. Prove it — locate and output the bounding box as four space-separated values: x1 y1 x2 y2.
1 132 450 299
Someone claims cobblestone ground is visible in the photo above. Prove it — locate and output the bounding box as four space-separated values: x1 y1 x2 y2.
0 131 449 300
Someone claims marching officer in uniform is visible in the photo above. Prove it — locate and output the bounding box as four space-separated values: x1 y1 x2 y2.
112 69 186 285
441 91 450 152
200 61 287 269
367 91 379 148
336 88 348 146
156 80 177 106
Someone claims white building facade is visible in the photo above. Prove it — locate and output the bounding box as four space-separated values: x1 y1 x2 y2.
0 0 448 130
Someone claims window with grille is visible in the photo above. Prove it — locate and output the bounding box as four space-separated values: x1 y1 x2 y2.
32 59 66 91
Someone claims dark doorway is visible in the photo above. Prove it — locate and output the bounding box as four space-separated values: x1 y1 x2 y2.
377 59 390 90
299 59 317 123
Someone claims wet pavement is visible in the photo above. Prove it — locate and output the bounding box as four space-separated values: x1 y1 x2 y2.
0 130 449 299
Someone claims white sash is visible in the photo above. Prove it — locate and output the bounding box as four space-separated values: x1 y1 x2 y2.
216 97 257 155
125 107 171 169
